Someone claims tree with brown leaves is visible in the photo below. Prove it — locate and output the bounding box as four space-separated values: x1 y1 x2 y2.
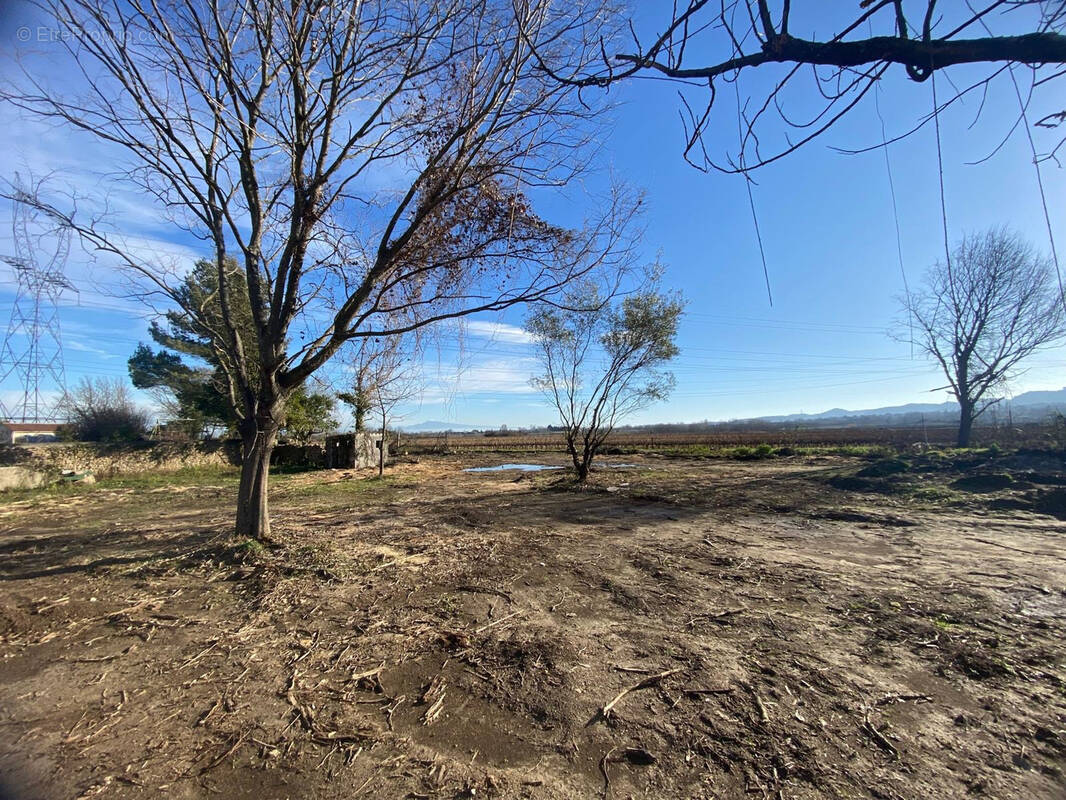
5 0 638 539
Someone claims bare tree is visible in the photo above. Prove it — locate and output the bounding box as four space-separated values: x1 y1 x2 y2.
4 0 638 539
547 2 1066 171
64 377 151 442
526 278 683 482
366 346 421 478
337 330 419 475
338 336 406 434
902 228 1066 447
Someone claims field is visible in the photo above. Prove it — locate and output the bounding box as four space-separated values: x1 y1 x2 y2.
402 422 1058 454
1 447 1064 799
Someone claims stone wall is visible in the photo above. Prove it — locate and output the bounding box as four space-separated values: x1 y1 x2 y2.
0 433 386 487
0 440 241 478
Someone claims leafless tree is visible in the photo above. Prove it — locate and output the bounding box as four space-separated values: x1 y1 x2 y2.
547 2 1066 172
365 345 421 478
3 0 638 539
527 276 683 482
902 228 1066 447
338 335 408 434
63 376 150 442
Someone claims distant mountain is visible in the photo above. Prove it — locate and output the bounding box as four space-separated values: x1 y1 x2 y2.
760 401 955 423
400 389 1066 434
1010 388 1066 406
751 388 1066 426
398 420 482 433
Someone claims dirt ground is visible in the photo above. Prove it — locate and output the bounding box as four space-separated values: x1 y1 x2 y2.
0 451 1064 799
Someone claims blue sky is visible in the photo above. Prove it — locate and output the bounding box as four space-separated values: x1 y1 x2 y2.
0 3 1063 429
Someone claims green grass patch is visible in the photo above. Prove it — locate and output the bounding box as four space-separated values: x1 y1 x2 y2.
270 473 400 508
0 466 404 512
908 486 965 504
97 464 241 490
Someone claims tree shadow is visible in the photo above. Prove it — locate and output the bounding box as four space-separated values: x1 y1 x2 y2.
0 520 230 582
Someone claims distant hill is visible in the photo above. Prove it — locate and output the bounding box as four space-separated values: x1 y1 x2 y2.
749 388 1066 427
760 401 954 423
401 388 1066 434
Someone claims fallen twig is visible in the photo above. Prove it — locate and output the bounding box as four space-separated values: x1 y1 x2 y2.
475 610 523 634
683 686 734 697
196 696 223 727
71 644 136 663
594 667 683 722
748 685 769 724
862 711 899 759
178 639 219 669
200 731 249 774
600 747 615 799
422 694 445 725
285 670 374 745
385 694 406 731
687 607 746 627
349 664 385 684
611 665 654 674
875 693 932 707
457 585 513 602
35 596 70 612
371 554 420 572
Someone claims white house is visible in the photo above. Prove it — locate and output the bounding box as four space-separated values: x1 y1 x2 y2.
0 422 62 443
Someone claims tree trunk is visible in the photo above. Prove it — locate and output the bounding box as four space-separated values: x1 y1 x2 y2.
235 415 280 540
957 402 974 448
378 410 386 477
575 460 589 483
567 433 592 482
565 430 587 482
583 442 597 478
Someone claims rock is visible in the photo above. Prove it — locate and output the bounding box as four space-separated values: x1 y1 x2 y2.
0 466 48 491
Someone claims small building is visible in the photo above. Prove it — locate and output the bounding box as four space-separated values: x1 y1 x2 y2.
0 422 62 444
324 431 388 469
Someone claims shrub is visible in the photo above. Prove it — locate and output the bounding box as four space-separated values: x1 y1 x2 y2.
731 444 775 460
856 458 909 478
63 378 150 442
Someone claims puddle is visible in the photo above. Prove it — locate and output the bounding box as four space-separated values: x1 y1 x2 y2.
463 463 561 472
464 463 638 473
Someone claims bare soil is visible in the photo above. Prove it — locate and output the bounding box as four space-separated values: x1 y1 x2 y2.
0 452 1064 799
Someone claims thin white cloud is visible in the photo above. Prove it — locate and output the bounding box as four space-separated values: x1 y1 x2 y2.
418 357 538 404
464 320 533 344
66 339 115 358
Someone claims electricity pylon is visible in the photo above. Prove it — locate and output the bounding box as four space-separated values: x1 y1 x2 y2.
0 188 74 422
